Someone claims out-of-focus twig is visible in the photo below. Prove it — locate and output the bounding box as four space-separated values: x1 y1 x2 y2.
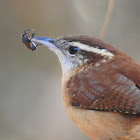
99 0 115 39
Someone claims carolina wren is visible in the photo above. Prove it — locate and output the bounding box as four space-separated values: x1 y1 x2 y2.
22 31 140 140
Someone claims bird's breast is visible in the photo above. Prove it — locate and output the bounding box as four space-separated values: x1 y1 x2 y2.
63 96 127 140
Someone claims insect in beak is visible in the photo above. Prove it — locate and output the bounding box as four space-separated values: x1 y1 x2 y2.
21 29 37 51
22 29 56 51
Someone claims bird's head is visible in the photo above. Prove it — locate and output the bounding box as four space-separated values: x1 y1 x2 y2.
31 36 116 74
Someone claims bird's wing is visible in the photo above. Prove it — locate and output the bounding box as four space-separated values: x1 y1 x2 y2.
66 61 140 115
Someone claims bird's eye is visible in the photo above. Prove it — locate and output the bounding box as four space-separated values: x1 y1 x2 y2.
69 46 79 54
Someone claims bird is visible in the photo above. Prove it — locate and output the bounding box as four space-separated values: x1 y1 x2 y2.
22 31 140 140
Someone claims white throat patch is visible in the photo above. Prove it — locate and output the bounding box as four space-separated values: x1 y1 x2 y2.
69 42 114 59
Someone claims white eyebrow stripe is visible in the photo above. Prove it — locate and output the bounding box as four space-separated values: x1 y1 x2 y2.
69 42 114 58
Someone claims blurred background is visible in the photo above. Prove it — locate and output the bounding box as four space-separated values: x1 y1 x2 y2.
0 0 140 140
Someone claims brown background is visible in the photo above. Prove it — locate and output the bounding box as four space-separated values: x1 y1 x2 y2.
0 0 140 140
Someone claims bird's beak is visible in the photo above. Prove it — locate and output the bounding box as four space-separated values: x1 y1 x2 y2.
31 36 56 49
